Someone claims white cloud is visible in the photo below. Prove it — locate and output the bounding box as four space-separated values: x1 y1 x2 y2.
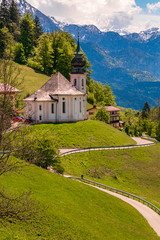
147 2 160 13
26 0 141 30
25 0 160 33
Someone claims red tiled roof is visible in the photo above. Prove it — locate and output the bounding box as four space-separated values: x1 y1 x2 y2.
0 83 20 93
104 106 121 112
24 72 85 101
87 106 121 112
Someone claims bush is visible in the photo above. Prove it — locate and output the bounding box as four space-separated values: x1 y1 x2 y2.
15 135 64 173
92 107 109 124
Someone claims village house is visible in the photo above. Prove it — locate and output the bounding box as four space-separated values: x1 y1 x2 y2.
23 38 87 123
0 83 20 110
87 105 121 128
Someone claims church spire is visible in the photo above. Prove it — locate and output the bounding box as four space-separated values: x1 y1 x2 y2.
71 33 86 74
75 32 82 54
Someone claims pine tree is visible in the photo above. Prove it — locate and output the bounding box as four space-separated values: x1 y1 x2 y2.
34 15 43 43
20 12 35 58
0 0 10 29
0 27 13 57
9 0 20 25
9 0 20 40
141 101 150 119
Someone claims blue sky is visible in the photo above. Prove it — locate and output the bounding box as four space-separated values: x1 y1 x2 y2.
26 0 160 33
135 0 154 8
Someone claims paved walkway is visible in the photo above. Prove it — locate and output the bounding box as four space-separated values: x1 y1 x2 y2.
64 175 160 236
59 137 156 156
90 184 160 237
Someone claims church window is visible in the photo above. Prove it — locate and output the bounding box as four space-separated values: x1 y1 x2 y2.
51 103 54 113
62 102 66 113
39 115 42 121
39 105 42 111
62 98 66 114
74 79 77 86
82 79 84 86
80 101 82 113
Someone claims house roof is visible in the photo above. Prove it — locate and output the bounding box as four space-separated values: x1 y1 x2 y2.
87 106 121 112
0 83 20 93
104 106 121 112
24 72 85 101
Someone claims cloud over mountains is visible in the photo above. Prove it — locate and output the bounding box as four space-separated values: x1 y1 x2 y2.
26 0 160 32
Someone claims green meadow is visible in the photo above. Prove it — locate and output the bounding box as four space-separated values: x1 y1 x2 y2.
62 143 160 208
0 160 159 240
27 120 136 149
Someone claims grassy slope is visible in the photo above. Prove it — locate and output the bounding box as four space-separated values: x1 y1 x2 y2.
62 143 160 208
16 64 49 99
0 161 159 240
28 120 136 148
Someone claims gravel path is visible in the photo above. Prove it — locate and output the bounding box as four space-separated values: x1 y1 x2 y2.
59 137 155 155
84 182 160 237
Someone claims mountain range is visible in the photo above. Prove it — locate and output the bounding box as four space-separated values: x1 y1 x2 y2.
16 0 160 110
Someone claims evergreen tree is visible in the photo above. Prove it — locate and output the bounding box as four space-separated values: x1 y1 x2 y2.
141 101 150 119
34 15 43 43
20 12 35 58
9 0 20 40
9 0 20 25
0 27 13 57
0 6 4 29
0 0 10 29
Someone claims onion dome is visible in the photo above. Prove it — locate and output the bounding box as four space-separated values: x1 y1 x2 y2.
71 33 86 74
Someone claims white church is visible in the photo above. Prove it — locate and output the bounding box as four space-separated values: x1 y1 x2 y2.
24 37 87 123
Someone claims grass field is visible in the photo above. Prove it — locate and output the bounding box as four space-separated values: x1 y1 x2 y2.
0 160 159 240
16 64 49 99
27 120 136 149
62 143 160 208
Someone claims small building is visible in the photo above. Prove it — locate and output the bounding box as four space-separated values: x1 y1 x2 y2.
23 37 87 123
0 83 20 110
87 105 121 128
105 106 121 128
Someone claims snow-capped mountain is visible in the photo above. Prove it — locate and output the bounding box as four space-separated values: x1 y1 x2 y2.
16 0 59 32
5 0 160 109
124 28 160 42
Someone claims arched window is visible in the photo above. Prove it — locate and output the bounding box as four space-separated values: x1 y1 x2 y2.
39 115 42 121
39 105 42 111
82 79 84 87
74 79 77 86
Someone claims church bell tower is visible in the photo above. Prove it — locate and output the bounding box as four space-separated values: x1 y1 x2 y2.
70 33 87 94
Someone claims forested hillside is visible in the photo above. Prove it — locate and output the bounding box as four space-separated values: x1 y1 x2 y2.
0 0 115 107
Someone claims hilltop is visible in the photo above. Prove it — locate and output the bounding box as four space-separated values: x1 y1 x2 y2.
27 121 136 149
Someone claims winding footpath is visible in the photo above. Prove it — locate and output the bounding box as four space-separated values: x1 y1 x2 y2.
86 183 160 237
64 175 160 237
62 137 160 236
59 137 156 156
